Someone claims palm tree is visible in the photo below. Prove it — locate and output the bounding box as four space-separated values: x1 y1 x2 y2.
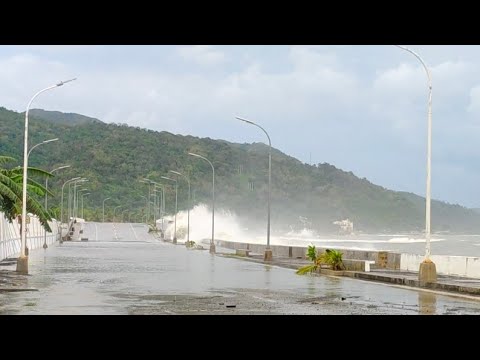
296 246 345 275
0 156 53 232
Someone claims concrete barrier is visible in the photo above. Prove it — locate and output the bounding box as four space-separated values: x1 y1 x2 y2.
235 249 250 257
342 259 375 272
400 253 480 279
215 239 480 280
215 239 401 269
0 213 60 261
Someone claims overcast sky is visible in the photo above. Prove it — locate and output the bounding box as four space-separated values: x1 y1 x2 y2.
1 45 479 208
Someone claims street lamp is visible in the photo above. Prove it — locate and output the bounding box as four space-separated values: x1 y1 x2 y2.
161 176 178 244
18 78 76 274
236 116 272 261
188 152 215 254
81 193 90 219
145 179 166 236
43 165 70 249
113 205 122 223
141 178 153 223
23 138 59 253
71 179 88 219
154 188 163 222
28 138 59 159
102 197 111 223
122 209 129 223
170 170 191 246
22 137 58 254
61 177 81 225
395 45 436 282
76 189 89 218
59 177 81 244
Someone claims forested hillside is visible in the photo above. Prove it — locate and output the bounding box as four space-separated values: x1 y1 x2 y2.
1 106 479 234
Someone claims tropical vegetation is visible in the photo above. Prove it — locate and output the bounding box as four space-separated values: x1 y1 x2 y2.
296 245 345 275
0 155 53 232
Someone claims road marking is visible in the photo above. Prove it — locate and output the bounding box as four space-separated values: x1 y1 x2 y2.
129 223 139 241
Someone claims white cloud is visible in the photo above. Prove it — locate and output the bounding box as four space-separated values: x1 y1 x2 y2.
176 45 225 66
468 85 480 114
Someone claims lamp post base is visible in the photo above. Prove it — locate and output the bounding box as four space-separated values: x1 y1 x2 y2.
43 243 48 249
209 243 216 254
264 249 273 261
419 260 437 283
16 256 28 275
172 237 177 245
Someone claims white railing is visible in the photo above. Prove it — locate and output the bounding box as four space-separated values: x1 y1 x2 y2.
0 212 60 261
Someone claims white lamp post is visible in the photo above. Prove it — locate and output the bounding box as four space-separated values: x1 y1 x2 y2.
102 197 111 223
23 137 59 253
81 193 90 219
113 205 122 223
169 170 191 246
161 176 178 244
395 45 436 282
18 79 75 274
188 152 216 254
43 165 70 249
236 117 272 261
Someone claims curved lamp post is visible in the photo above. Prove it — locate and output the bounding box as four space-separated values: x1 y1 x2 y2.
113 205 122 223
145 180 166 238
102 197 111 223
81 193 90 219
170 170 191 246
43 165 70 249
141 179 153 224
71 179 88 219
61 177 81 225
188 152 215 254
236 117 272 261
122 209 129 223
395 45 436 282
28 138 58 158
18 78 76 274
161 176 178 244
60 177 80 245
22 137 59 254
76 188 89 218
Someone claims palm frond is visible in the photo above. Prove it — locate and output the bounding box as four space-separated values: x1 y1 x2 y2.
0 156 16 165
0 173 23 197
306 245 317 262
296 264 318 275
26 196 52 232
10 166 53 178
26 178 54 197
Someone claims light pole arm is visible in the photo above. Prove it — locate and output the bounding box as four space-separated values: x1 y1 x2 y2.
26 85 58 118
236 117 271 147
27 142 44 158
395 45 432 88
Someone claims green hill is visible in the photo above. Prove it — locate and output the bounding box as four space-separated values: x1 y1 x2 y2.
28 109 104 126
1 106 479 234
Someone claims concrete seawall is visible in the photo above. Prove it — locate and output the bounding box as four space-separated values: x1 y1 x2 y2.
401 253 480 279
212 239 480 279
213 239 401 269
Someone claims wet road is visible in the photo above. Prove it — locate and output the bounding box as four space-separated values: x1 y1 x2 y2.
1 222 480 314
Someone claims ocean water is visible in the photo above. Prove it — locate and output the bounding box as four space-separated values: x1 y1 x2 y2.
158 204 480 257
